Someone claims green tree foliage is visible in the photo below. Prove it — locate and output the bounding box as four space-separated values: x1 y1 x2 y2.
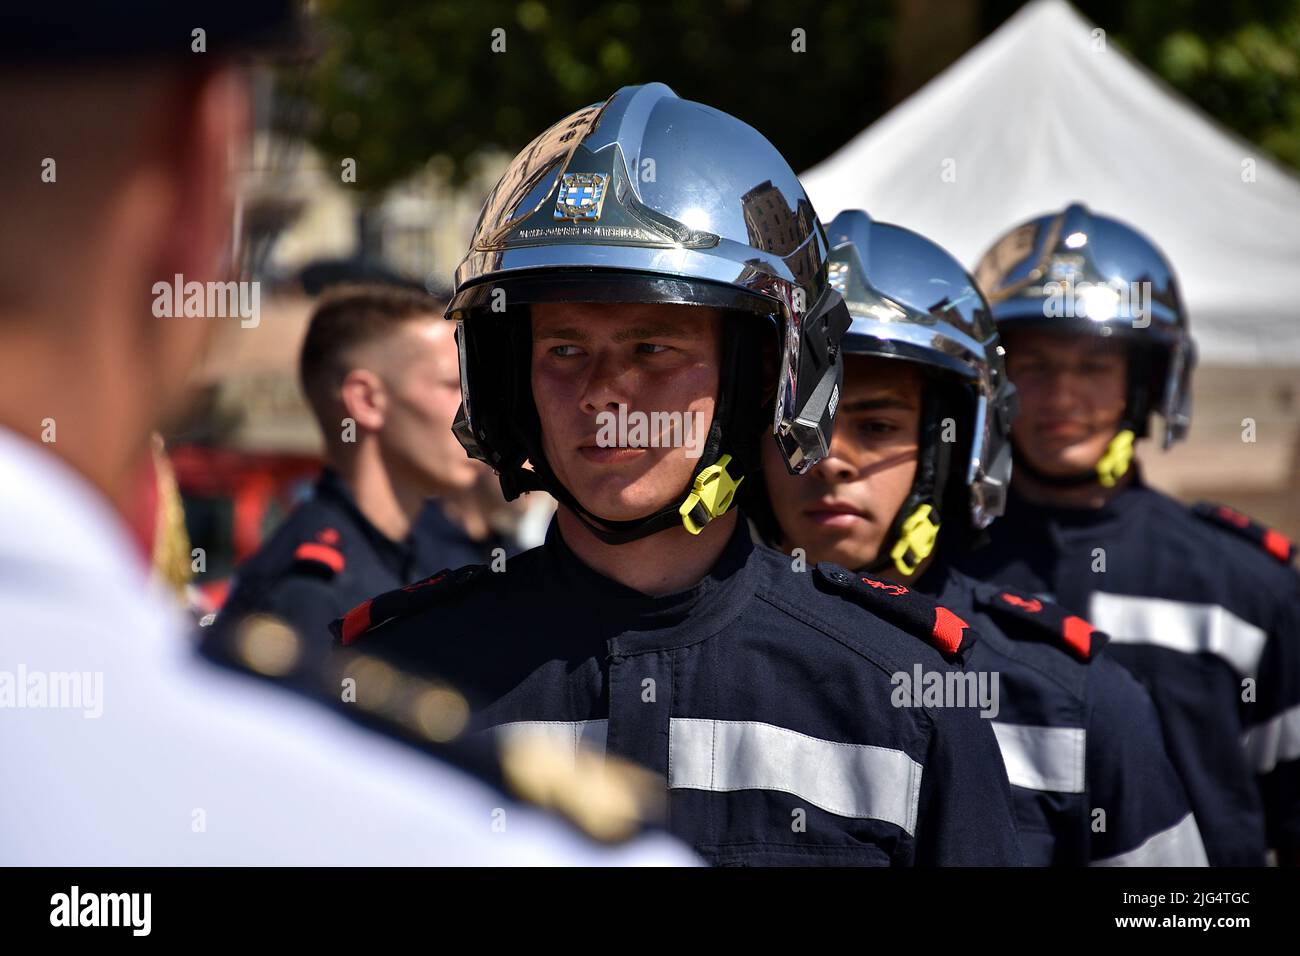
302 0 1300 195
302 0 892 191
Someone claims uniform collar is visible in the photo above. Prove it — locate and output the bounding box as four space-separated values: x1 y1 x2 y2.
416 500 503 564
1006 468 1148 536
543 512 758 655
911 553 960 602
314 468 417 577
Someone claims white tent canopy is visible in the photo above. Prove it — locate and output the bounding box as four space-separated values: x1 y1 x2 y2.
801 0 1300 365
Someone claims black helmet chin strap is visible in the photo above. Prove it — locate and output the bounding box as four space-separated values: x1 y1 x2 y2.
1011 426 1137 490
515 320 766 546
865 382 951 578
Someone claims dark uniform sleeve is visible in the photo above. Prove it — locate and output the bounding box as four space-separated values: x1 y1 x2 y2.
204 572 347 687
1086 656 1208 865
261 575 347 646
913 702 1025 866
1249 575 1300 861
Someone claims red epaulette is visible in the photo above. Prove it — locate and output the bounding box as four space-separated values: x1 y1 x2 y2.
330 565 486 646
815 564 975 661
973 585 1105 662
1192 503 1297 565
292 527 345 576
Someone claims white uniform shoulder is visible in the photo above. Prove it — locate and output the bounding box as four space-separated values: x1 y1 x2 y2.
0 430 696 866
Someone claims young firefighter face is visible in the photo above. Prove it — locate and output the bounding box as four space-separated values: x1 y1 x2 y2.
761 354 923 569
530 301 724 523
371 317 484 496
1001 329 1128 480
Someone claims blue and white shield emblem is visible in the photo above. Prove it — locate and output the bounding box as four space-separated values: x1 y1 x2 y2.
1048 253 1086 286
554 172 609 221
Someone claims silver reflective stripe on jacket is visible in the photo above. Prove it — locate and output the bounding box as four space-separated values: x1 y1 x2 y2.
1091 812 1209 867
488 719 609 762
991 723 1086 793
1243 703 1300 775
667 718 923 834
1088 592 1267 678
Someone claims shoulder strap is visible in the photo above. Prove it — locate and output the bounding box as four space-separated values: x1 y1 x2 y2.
815 563 976 661
972 584 1106 661
1192 502 1297 565
331 565 487 646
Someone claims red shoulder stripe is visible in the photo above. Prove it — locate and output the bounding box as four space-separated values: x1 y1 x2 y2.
340 600 373 646
1264 529 1293 563
294 542 345 573
1061 615 1095 659
931 606 970 656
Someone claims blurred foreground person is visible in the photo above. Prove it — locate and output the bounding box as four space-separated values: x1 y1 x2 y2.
204 284 492 684
338 84 1023 865
961 204 1300 865
0 5 694 865
757 211 1204 865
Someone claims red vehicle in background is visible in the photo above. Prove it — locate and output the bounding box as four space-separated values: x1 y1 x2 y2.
170 444 323 614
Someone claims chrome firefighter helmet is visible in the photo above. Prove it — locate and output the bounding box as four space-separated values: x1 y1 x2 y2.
447 83 850 544
973 203 1195 486
822 210 1017 576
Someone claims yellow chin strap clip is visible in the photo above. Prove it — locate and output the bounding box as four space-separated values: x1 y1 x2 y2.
890 503 940 577
1096 429 1135 488
679 454 743 536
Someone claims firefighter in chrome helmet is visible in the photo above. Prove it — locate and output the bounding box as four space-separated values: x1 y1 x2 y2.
972 202 1194 488
759 211 1205 866
959 204 1300 866
335 86 1024 866
754 208 1017 578
447 82 850 543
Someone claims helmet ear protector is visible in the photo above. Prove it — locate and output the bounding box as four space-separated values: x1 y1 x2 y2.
876 374 956 576
863 370 990 578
